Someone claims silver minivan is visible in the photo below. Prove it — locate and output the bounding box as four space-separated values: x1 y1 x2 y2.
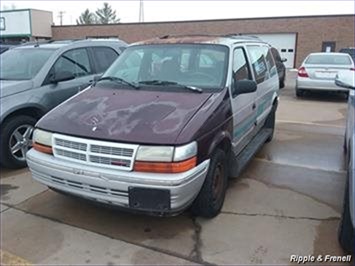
0 39 127 168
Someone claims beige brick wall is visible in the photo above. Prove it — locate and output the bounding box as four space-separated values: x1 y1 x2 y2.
31 9 53 38
52 15 355 67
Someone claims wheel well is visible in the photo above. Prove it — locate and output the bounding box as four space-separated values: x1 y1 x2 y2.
2 107 44 125
216 138 231 157
272 96 278 109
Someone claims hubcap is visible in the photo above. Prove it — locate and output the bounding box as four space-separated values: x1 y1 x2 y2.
9 124 34 161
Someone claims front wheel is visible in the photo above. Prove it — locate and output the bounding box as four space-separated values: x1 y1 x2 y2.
0 115 36 169
190 149 228 218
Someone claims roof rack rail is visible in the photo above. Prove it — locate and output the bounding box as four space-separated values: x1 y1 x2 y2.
159 34 221 39
223 34 262 40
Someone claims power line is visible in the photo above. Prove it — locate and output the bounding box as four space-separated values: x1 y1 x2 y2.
58 11 65 26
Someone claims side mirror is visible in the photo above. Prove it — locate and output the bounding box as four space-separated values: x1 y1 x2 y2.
232 80 257 97
335 72 355 90
281 58 287 63
50 71 75 83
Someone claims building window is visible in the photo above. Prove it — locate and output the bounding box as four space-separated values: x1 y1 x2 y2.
0 17 5 31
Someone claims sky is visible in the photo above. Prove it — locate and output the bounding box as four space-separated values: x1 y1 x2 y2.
0 0 354 25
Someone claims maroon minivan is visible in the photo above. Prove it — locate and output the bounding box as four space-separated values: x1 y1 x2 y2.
27 35 279 217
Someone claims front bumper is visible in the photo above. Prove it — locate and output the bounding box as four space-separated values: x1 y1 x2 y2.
296 77 348 92
27 149 210 215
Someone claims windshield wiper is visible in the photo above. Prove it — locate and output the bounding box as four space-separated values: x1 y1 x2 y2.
96 76 139 90
139 80 203 93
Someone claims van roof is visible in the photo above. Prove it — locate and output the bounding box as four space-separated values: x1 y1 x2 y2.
134 34 268 46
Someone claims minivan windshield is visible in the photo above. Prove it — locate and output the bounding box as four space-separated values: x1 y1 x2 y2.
305 54 352 65
103 44 229 91
0 48 55 80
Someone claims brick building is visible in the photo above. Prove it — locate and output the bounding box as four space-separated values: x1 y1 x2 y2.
24 14 355 68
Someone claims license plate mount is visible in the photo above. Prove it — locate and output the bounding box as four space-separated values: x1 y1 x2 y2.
129 187 171 212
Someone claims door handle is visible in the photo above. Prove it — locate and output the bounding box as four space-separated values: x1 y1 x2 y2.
252 103 256 110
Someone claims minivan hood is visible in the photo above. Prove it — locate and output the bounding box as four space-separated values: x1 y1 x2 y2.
0 80 34 98
37 86 213 145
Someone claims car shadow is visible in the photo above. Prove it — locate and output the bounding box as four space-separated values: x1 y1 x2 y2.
296 90 348 103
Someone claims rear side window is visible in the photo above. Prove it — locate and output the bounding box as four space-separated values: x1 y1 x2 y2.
53 48 92 78
247 46 276 84
306 54 352 65
92 47 119 73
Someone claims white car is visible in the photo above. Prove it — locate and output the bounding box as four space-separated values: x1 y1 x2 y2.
296 52 354 97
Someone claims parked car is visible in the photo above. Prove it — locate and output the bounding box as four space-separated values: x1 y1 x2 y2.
0 39 127 169
270 47 287 88
0 44 15 54
296 52 354 97
340 47 355 62
27 35 279 217
335 70 355 253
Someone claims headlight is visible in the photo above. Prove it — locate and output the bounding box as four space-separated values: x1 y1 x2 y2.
134 142 198 173
33 129 53 147
174 141 197 161
136 146 174 162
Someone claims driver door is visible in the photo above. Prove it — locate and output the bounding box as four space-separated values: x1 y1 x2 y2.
41 48 95 109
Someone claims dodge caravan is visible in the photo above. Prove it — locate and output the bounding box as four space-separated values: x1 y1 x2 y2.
27 35 279 217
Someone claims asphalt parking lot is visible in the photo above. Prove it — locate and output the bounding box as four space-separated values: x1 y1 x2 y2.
0 71 350 265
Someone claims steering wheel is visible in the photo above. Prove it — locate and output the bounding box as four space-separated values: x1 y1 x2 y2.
188 72 217 82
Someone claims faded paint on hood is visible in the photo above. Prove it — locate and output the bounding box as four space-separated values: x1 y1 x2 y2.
37 86 213 145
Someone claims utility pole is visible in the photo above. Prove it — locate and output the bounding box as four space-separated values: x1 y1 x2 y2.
139 0 144 22
58 11 65 26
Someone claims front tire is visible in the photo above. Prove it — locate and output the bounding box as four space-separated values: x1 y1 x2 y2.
0 115 36 169
338 176 354 253
190 149 228 218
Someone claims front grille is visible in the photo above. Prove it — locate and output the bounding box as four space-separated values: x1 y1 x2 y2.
52 134 138 171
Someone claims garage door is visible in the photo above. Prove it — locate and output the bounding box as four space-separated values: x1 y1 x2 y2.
250 33 296 68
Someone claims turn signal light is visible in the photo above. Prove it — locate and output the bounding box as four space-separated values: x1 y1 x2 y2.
33 142 53 154
134 157 197 173
298 67 309 78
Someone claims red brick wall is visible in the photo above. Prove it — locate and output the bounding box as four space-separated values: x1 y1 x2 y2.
52 15 355 67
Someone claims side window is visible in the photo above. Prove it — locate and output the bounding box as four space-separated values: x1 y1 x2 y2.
92 47 118 73
265 47 277 78
247 46 269 84
232 47 251 81
52 48 92 78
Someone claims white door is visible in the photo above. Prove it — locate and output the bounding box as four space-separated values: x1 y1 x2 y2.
251 33 296 68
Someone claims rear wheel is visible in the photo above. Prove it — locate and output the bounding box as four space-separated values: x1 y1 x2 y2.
279 79 285 89
265 105 276 143
338 176 354 253
0 115 36 169
190 149 228 218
